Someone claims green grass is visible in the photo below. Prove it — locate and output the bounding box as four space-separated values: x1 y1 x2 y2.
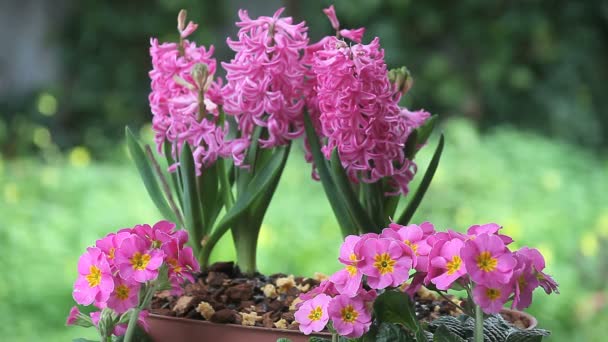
1 118 607 341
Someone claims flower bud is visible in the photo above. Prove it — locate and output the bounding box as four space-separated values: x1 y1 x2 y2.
388 66 414 95
191 63 210 91
177 10 188 33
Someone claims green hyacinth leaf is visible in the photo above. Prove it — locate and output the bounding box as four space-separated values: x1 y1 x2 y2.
397 134 444 225
179 143 204 249
163 141 183 211
201 144 290 262
125 127 177 223
303 111 357 237
330 149 376 231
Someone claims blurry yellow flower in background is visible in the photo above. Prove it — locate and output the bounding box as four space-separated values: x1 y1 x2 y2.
69 147 91 168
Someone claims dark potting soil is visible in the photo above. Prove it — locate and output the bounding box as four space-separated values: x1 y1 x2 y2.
150 262 466 331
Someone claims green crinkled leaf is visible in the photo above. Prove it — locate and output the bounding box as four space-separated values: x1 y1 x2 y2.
125 127 177 223
72 339 98 342
433 325 466 342
429 316 467 338
375 323 415 342
308 338 331 342
373 290 427 341
461 314 510 342
397 133 444 225
505 329 550 342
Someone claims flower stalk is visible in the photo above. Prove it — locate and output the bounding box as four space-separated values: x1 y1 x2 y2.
474 303 484 342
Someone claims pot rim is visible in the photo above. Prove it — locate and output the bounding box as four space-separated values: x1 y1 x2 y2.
148 313 332 337
149 307 536 336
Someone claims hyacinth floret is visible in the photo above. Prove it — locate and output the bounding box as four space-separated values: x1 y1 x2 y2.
221 8 309 149
149 14 247 173
311 36 427 195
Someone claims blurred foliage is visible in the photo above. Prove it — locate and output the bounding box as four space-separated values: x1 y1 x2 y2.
2 0 608 158
1 119 607 341
0 0 228 158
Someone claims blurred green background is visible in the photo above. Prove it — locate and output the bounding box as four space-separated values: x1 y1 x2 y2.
1 0 607 341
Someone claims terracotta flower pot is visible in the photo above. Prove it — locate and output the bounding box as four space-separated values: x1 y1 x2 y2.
147 308 536 341
147 314 331 342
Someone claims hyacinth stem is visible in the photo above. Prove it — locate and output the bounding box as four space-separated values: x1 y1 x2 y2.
232 222 259 275
474 304 484 342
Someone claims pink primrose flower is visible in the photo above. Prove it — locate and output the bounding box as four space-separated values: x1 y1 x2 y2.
162 239 200 295
358 237 415 289
115 235 165 283
461 233 517 286
467 223 513 245
330 235 365 296
132 220 186 248
66 306 81 326
113 310 150 336
73 247 115 306
509 250 540 310
221 8 308 149
427 229 467 246
427 238 467 290
106 277 141 314
404 271 427 298
517 247 559 295
328 294 373 338
90 311 101 326
295 294 332 335
473 283 512 314
381 224 431 272
95 231 132 268
298 280 339 308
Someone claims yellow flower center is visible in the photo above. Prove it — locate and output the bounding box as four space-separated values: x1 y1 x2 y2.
346 253 358 276
404 240 418 255
476 251 498 272
168 258 182 273
446 255 462 275
340 305 359 323
115 284 130 300
130 252 151 271
485 288 501 300
373 253 396 275
108 247 115 260
151 240 162 248
308 306 323 321
86 265 101 287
